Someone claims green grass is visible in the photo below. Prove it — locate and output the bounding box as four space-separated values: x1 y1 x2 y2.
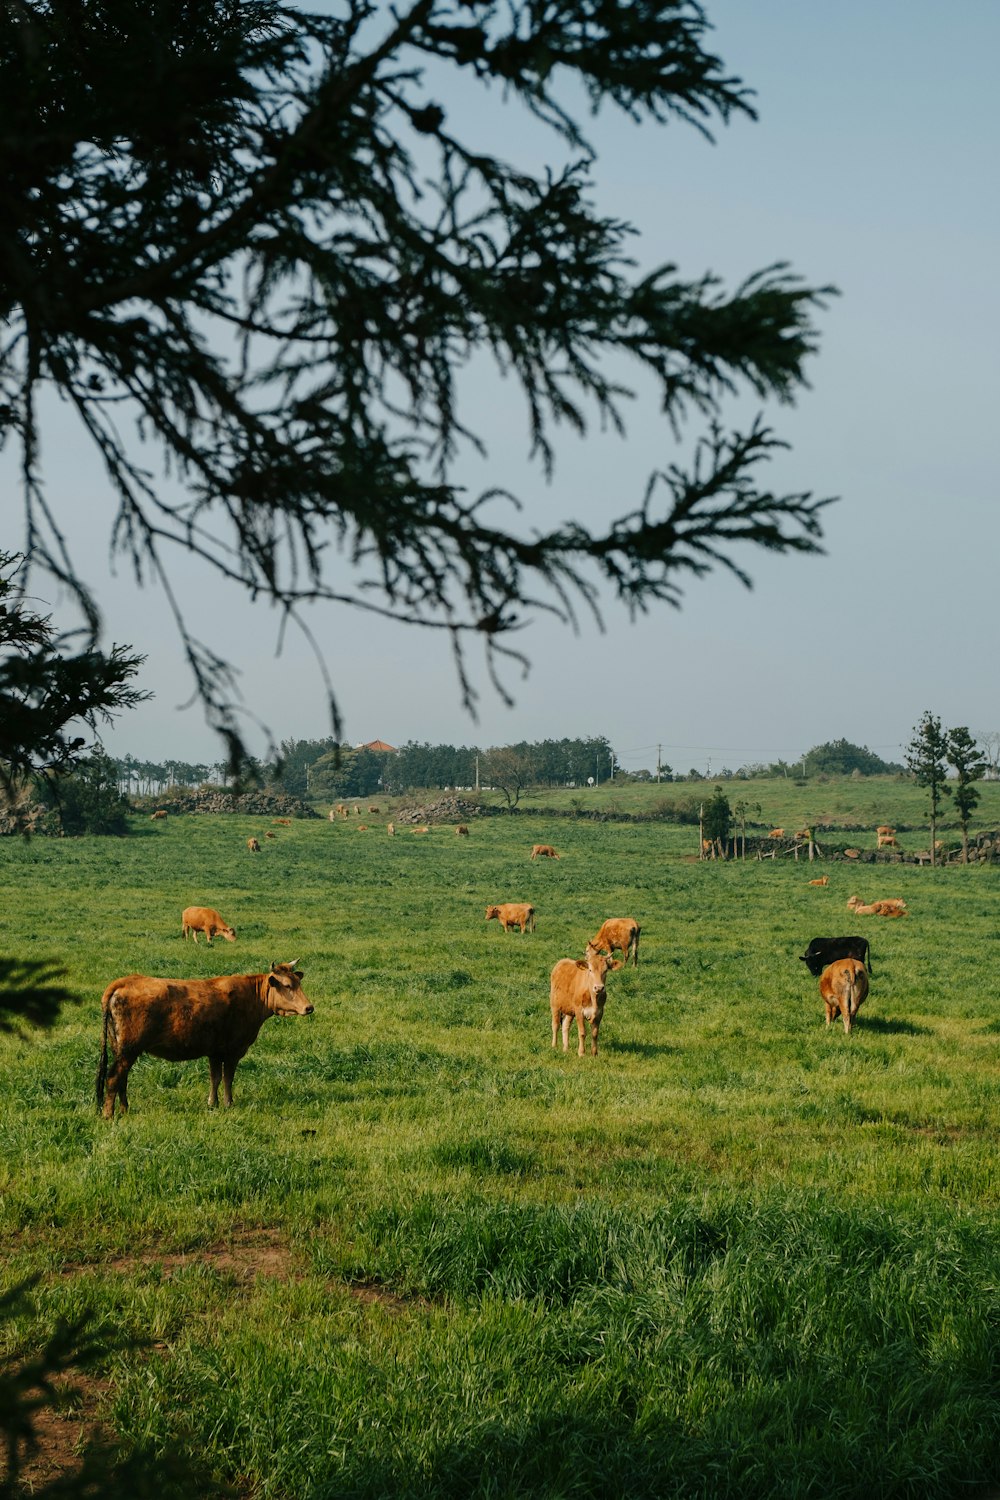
3 793 1000 1497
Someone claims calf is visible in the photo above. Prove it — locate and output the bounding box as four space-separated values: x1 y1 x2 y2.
181 906 236 946
819 958 869 1035
799 936 872 977
589 917 640 968
486 902 535 934
531 844 559 860
96 962 314 1118
550 943 621 1056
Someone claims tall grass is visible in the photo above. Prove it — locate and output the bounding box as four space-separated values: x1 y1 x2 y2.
2 797 1000 1496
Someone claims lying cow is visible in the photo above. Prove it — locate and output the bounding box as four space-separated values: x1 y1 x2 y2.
486 902 536 934
531 844 559 860
800 936 872 977
181 906 236 946
550 942 621 1057
847 894 907 917
819 957 869 1035
96 962 314 1118
589 917 640 968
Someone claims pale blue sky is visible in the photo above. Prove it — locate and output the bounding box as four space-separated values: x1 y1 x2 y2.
9 1 999 773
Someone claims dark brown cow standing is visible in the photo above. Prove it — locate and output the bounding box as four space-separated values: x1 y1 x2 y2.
96 962 314 1118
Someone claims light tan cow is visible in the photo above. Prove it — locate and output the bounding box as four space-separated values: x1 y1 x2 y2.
819 957 869 1034
182 906 236 946
768 828 785 839
247 837 261 853
589 917 640 968
485 902 535 934
808 876 829 887
531 844 559 860
847 894 907 918
96 962 314 1117
150 809 168 820
550 943 621 1057
387 823 395 836
412 825 430 834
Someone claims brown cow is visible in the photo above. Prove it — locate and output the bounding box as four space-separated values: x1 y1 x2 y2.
768 828 785 839
847 894 907 917
247 837 261 853
387 822 395 836
368 806 380 814
819 957 869 1034
272 818 292 826
150 810 168 820
456 825 469 837
550 943 621 1056
265 830 276 839
589 917 640 968
808 877 829 887
96 962 314 1118
485 902 536 934
181 906 236 946
412 825 430 834
531 844 559 860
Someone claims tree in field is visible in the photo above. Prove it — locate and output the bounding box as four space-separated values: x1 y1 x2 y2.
702 784 732 857
905 711 950 866
485 744 536 810
0 552 146 814
946 726 986 863
801 739 903 777
3 0 832 763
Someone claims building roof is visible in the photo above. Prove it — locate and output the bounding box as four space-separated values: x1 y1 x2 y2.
359 739 397 753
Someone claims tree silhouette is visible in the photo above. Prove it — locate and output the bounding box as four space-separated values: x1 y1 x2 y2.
946 726 986 863
906 711 950 866
3 0 833 761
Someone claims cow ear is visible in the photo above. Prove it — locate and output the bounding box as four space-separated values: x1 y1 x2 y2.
294 970 303 981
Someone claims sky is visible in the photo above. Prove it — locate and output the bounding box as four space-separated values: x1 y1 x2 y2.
8 0 1000 777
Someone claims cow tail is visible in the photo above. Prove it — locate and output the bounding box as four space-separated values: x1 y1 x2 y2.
95 1007 111 1112
867 943 875 977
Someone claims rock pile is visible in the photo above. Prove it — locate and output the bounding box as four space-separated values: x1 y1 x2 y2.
135 788 319 819
392 796 483 824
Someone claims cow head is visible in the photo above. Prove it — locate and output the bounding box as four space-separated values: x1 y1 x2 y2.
220 926 237 943
266 961 314 1016
485 906 500 921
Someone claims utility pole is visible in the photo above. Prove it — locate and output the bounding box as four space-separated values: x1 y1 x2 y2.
475 754 480 791
656 744 662 783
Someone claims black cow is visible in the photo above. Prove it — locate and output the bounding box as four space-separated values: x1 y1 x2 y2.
799 936 872 977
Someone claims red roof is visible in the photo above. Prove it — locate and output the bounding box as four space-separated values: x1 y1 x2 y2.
360 739 397 753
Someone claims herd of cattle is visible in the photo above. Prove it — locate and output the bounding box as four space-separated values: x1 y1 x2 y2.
95 831 908 1116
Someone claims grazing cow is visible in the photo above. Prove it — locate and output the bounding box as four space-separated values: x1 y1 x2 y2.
328 809 336 822
353 805 362 815
456 825 469 837
877 833 899 849
768 828 785 839
808 876 829 887
95 962 314 1118
150 809 168 820
181 906 236 946
247 837 261 853
819 957 869 1035
800 935 872 978
589 917 640 968
550 943 621 1057
485 902 536 934
387 823 395 836
876 825 895 837
531 844 559 860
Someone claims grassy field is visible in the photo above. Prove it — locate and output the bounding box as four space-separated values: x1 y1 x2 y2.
2 788 1000 1497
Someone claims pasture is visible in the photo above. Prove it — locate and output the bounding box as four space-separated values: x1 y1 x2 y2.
2 806 1000 1498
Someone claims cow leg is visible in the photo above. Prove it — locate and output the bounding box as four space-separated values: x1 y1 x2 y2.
222 1056 238 1107
208 1055 223 1108
590 1019 600 1057
104 1056 132 1119
561 1014 572 1052
576 1014 586 1057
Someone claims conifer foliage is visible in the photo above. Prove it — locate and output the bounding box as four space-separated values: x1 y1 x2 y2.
2 0 833 754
